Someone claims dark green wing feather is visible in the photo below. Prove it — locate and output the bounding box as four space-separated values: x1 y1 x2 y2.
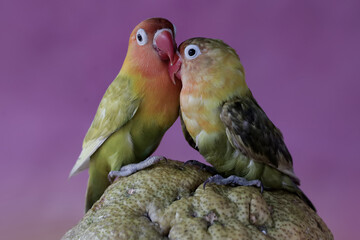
220 95 299 184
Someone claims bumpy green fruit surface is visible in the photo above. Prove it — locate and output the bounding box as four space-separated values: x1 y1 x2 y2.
63 159 333 240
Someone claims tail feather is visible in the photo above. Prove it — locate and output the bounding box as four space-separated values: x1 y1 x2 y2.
85 168 111 212
295 187 316 211
281 174 316 211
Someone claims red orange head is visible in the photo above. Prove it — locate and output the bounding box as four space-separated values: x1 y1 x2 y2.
124 18 177 82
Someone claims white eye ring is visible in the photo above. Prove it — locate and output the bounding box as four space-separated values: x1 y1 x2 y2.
184 44 201 60
136 28 148 46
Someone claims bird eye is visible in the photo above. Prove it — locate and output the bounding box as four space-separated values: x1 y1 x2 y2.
136 28 148 46
184 44 201 60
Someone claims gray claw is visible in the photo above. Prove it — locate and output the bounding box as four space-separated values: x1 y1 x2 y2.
203 174 264 193
107 156 166 183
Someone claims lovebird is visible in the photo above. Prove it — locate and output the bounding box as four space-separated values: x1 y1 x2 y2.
69 18 181 212
169 38 315 211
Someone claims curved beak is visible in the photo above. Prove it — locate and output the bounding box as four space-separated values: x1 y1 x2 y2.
153 29 176 64
168 51 182 84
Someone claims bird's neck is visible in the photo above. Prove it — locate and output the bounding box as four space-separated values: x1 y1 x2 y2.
120 62 181 126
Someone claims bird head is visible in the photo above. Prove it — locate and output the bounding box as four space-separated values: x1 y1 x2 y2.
123 18 178 83
169 38 246 91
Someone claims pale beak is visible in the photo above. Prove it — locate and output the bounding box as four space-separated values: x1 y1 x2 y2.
168 51 182 84
153 29 176 64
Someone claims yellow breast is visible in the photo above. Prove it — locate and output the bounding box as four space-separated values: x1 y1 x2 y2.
180 92 224 140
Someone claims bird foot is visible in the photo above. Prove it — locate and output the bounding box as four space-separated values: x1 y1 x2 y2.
184 160 218 175
203 174 264 193
108 156 166 183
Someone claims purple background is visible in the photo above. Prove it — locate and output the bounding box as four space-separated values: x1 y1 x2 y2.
1 0 359 239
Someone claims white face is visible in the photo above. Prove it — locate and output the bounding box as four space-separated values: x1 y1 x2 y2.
184 44 201 60
136 28 148 46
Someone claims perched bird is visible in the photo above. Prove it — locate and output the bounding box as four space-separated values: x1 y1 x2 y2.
69 18 181 212
169 38 315 211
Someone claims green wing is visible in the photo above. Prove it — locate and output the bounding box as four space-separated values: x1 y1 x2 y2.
180 109 199 151
220 95 299 184
69 74 141 177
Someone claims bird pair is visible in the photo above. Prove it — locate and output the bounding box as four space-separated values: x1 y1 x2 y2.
69 18 315 212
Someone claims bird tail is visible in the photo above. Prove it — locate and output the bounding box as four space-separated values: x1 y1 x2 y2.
85 166 111 212
294 186 316 212
282 175 316 211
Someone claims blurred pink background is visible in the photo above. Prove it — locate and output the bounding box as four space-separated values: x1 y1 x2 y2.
1 0 359 239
